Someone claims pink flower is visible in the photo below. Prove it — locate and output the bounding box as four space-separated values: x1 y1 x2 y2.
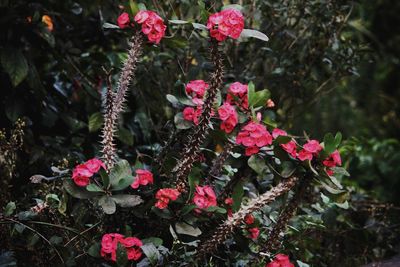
207 9 244 41
101 233 142 262
272 128 287 139
226 82 249 109
218 102 238 133
236 121 272 155
193 185 217 210
117 12 131 29
266 99 275 108
134 10 166 44
323 150 342 167
121 237 143 248
224 198 233 206
266 254 295 267
248 227 260 239
244 214 255 225
186 80 208 98
297 149 313 161
303 140 322 154
183 106 203 125
281 141 297 158
85 158 106 173
131 169 154 189
155 188 180 209
127 247 142 261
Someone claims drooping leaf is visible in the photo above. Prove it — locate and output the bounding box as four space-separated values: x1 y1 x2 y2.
1 48 29 87
141 244 160 265
175 222 202 237
248 155 267 175
98 196 116 214
88 112 103 132
103 22 119 29
63 179 101 199
110 160 133 191
86 183 104 192
240 29 270 42
112 194 143 207
174 112 192 130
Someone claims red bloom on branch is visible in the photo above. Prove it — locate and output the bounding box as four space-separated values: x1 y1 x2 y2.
71 158 106 187
218 102 238 133
248 227 260 239
134 10 166 44
298 139 322 162
117 12 131 29
266 254 295 267
101 233 142 262
244 214 255 225
183 106 203 125
323 150 342 176
155 188 180 209
193 185 217 210
131 169 154 189
226 82 249 109
272 128 287 139
236 121 273 156
281 141 298 158
186 80 209 105
207 9 244 41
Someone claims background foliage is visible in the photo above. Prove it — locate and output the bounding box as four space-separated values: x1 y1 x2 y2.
1 0 399 266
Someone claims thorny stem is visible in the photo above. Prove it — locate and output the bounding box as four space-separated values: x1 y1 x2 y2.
197 176 298 258
173 40 224 192
101 32 143 171
205 141 235 184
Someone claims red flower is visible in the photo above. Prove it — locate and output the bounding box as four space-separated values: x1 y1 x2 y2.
155 188 180 209
131 169 154 189
281 140 297 158
272 128 287 139
226 82 249 109
134 10 166 44
218 102 238 133
71 158 105 187
248 227 260 239
207 9 244 41
244 214 255 225
224 198 233 206
186 80 209 104
297 149 313 161
117 12 131 29
323 150 342 167
193 185 217 210
236 121 273 156
100 233 142 262
183 106 203 125
298 139 322 161
266 254 295 267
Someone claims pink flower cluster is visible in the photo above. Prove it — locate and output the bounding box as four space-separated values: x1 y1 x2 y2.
218 102 238 133
131 169 154 189
186 80 209 105
134 11 167 44
244 214 259 239
193 185 217 210
323 150 342 176
101 233 142 262
271 128 298 159
226 82 249 110
72 158 105 187
236 121 273 156
183 106 203 125
116 11 166 44
297 140 323 161
155 188 180 209
266 254 295 267
207 9 244 41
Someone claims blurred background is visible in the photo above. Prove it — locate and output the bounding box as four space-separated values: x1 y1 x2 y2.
0 0 399 266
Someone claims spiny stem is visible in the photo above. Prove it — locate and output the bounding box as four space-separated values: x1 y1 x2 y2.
101 32 143 171
174 40 224 192
197 176 298 258
206 142 235 184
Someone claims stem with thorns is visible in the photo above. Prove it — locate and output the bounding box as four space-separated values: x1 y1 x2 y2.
206 142 235 184
262 177 310 254
197 176 298 258
174 40 224 192
101 32 143 171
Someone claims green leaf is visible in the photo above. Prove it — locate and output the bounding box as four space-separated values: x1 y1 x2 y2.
188 169 201 200
240 29 270 42
174 112 193 130
4 202 16 216
281 161 296 178
117 127 134 146
166 94 180 106
110 160 133 191
129 0 139 15
88 112 103 132
99 168 110 189
205 206 227 214
112 194 143 207
86 184 104 192
103 22 119 29
248 155 267 175
335 200 349 209
63 179 101 199
323 133 336 154
1 48 29 87
320 181 346 195
175 222 202 237
222 4 243 11
247 82 271 108
192 23 207 30
141 244 160 265
274 135 292 144
332 167 350 177
116 243 128 266
87 243 101 258
141 237 163 246
232 180 244 212
169 19 189 24
98 196 116 214
334 132 342 148
180 204 196 215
